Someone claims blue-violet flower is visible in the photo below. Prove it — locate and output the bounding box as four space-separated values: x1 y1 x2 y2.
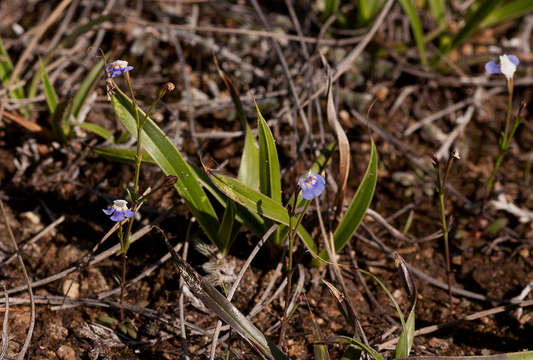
103 199 135 222
106 60 134 78
485 54 519 80
298 173 325 200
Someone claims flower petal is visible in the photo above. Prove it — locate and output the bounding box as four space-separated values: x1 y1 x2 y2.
124 209 135 218
301 188 315 200
103 208 114 215
485 61 500 74
110 211 126 222
507 55 520 67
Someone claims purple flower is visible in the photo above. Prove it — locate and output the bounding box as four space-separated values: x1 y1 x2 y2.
485 54 519 80
298 173 325 200
103 199 135 222
106 60 133 78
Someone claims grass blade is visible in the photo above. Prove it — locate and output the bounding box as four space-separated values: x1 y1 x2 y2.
39 60 58 113
111 88 221 248
399 0 427 66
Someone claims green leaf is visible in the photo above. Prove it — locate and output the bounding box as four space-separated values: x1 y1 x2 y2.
93 147 156 165
49 97 73 142
77 122 113 140
323 0 340 19
209 172 317 253
0 37 28 117
327 336 384 360
111 88 221 248
481 0 533 28
399 0 427 66
257 103 281 202
319 139 377 260
341 345 362 360
358 0 386 24
428 0 446 26
239 126 260 190
39 60 58 113
395 300 416 359
359 269 405 326
214 57 260 189
72 57 105 119
444 0 500 53
217 199 237 255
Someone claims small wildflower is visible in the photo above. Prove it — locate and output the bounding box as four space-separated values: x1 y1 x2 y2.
106 60 134 78
298 173 325 200
485 54 519 80
103 199 135 222
451 149 460 160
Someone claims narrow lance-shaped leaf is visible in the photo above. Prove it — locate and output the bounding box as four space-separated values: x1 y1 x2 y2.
319 139 377 260
93 147 156 165
77 122 113 140
217 199 237 255
399 0 427 66
39 60 58 113
481 0 533 28
209 172 318 254
214 57 260 189
444 0 500 53
111 88 221 247
72 57 105 119
256 102 282 202
0 37 28 117
395 300 416 359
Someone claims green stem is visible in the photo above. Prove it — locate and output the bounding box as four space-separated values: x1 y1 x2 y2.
279 193 310 351
485 79 514 196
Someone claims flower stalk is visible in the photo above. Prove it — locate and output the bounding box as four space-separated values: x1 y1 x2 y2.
484 54 521 197
433 151 459 314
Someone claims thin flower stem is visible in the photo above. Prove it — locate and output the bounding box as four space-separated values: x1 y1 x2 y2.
120 72 142 322
279 193 309 351
436 155 456 314
485 79 514 196
438 191 453 313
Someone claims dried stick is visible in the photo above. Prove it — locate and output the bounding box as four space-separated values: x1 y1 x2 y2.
0 200 35 360
0 287 9 360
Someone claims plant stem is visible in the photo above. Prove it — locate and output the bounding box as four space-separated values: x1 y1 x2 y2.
485 79 514 196
118 72 142 321
438 190 453 313
279 193 309 351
